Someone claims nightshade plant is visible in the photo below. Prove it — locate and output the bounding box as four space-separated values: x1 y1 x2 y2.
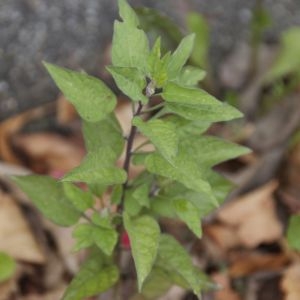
13 0 250 299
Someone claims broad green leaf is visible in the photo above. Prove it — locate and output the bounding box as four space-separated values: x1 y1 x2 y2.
148 37 161 75
177 66 206 86
106 66 148 103
186 13 209 68
163 81 232 106
265 27 300 82
140 267 173 299
133 183 150 208
44 63 116 122
167 33 195 79
165 102 243 122
92 226 118 256
118 0 139 27
145 152 216 204
63 182 94 212
13 175 81 226
82 113 124 158
173 199 202 237
157 234 200 296
287 215 300 250
124 213 160 291
63 147 127 186
133 117 178 163
124 190 143 216
0 252 16 282
72 224 94 251
91 213 112 229
151 195 176 219
62 252 119 300
163 114 210 137
112 21 149 73
180 135 250 168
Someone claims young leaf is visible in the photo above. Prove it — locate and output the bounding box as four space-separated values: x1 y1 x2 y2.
124 213 160 291
167 33 195 80
287 214 300 250
157 234 200 296
0 252 16 282
112 21 149 73
44 63 116 122
72 224 94 251
92 226 118 256
13 175 81 226
82 113 124 158
62 252 119 300
177 66 206 86
133 183 150 208
106 66 148 103
63 182 94 212
173 199 202 238
118 0 139 27
62 147 127 186
133 117 178 163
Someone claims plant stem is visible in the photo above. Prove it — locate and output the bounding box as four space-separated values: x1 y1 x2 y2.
118 101 143 212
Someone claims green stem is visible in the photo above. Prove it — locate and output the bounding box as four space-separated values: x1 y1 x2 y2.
140 102 164 114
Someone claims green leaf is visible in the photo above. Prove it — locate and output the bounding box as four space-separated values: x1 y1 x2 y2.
133 183 150 208
0 252 16 282
165 102 242 122
72 224 94 251
180 135 251 168
82 113 124 158
177 66 206 86
63 147 127 186
44 62 116 122
157 234 200 296
124 213 160 291
13 175 81 226
62 252 119 300
167 33 195 80
118 0 139 27
145 152 216 204
186 13 209 68
111 185 122 205
133 117 178 163
63 182 94 212
287 214 300 250
92 226 118 256
173 199 202 237
112 21 149 73
265 28 300 82
106 66 148 103
140 267 173 299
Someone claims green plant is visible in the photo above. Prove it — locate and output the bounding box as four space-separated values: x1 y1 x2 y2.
12 0 249 299
0 252 16 283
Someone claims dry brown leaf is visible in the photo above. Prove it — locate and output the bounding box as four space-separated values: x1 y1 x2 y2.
56 95 78 125
218 181 283 247
211 272 241 300
229 251 289 278
205 224 241 252
12 133 84 174
281 263 300 300
0 192 45 263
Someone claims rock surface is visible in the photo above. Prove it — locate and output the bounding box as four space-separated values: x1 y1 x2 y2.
1 0 300 120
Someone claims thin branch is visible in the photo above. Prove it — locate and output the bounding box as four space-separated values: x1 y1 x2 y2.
118 101 143 212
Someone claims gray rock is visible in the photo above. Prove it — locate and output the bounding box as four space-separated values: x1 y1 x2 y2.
1 0 300 120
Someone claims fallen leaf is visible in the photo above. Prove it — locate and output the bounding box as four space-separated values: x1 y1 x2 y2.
229 251 289 278
218 181 283 247
0 192 45 263
281 263 300 300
